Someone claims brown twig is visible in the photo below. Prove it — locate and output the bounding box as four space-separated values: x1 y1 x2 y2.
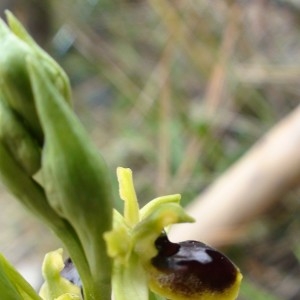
170 105 300 246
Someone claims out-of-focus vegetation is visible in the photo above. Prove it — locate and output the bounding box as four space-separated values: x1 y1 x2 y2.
0 0 300 299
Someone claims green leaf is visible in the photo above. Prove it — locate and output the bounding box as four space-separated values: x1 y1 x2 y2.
27 56 113 300
0 254 41 300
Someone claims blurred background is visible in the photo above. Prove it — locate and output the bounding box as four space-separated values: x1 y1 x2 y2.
1 0 300 299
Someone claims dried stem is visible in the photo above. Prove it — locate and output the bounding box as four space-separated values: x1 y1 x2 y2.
170 105 300 246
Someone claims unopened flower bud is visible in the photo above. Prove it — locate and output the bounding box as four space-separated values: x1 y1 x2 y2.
0 11 71 143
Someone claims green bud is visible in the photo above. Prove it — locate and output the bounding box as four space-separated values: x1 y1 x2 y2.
0 11 71 143
0 100 40 175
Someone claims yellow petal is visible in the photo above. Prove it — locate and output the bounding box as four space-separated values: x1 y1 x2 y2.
117 167 139 226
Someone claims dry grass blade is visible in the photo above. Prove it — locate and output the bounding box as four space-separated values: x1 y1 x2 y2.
156 41 172 195
148 0 215 74
204 1 242 112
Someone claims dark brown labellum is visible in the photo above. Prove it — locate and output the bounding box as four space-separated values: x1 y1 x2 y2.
149 233 242 299
61 233 242 300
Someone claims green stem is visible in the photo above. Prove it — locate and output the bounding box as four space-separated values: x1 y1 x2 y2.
54 223 96 300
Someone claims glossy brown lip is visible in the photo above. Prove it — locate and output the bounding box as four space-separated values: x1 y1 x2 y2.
151 234 238 294
61 234 239 299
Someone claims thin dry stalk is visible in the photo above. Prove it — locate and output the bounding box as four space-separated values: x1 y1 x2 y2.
156 41 172 195
204 1 242 112
148 0 214 74
170 2 242 193
128 38 174 124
